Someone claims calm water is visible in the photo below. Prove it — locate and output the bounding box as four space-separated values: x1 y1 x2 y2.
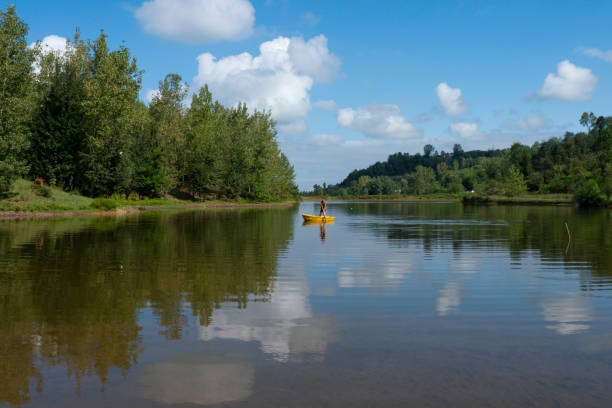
2 202 612 407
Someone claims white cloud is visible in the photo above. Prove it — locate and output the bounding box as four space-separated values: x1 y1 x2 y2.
28 35 71 74
337 103 421 139
134 0 255 43
313 100 338 111
278 120 307 135
436 82 467 115
309 133 342 146
515 112 549 131
449 122 485 141
537 60 598 101
288 35 340 83
583 48 612 63
29 34 70 55
145 89 160 104
193 35 340 130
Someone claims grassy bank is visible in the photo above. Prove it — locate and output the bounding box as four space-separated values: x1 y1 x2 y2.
301 193 460 202
0 179 297 218
303 193 583 206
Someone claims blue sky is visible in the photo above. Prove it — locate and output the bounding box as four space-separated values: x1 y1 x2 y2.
18 0 612 189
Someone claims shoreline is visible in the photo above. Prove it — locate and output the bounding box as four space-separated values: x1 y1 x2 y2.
0 201 298 220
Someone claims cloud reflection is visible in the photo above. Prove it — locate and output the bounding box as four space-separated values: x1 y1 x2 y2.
541 296 593 335
436 280 463 316
199 271 336 362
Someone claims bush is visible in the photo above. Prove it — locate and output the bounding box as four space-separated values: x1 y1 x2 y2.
573 179 607 207
91 197 119 211
462 193 491 205
31 183 53 198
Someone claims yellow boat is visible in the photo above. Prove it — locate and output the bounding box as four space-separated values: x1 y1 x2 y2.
302 213 335 222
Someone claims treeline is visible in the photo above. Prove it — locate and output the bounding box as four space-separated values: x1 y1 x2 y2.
0 6 298 201
312 113 612 205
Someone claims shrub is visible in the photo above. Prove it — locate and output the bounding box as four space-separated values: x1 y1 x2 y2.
31 183 53 198
462 193 491 205
91 197 119 211
573 179 607 207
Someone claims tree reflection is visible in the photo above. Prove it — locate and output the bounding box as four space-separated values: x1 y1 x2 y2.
0 207 295 406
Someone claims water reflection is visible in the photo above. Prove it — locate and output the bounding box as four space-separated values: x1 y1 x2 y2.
541 296 594 335
0 208 294 406
136 356 254 405
1 202 612 406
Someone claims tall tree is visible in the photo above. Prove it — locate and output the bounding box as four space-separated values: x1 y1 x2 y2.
80 32 142 196
149 73 188 187
29 32 89 188
0 6 35 192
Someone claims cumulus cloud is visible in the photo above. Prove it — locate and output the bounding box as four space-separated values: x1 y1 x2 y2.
583 48 612 63
28 35 71 74
337 103 421 139
288 35 340 83
309 133 343 146
537 60 598 101
193 35 340 131
436 82 467 115
313 100 338 111
449 122 484 141
29 34 70 55
134 0 255 43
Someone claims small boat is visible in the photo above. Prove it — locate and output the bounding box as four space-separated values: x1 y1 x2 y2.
302 213 335 222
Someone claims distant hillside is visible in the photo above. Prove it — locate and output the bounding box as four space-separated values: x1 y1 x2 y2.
339 144 503 187
310 113 612 204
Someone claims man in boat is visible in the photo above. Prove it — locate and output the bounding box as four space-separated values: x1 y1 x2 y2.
319 199 327 217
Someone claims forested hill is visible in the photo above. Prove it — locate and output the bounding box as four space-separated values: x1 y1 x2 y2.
339 144 503 187
0 6 298 201
317 113 612 201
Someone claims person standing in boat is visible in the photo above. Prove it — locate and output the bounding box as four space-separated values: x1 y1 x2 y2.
319 199 327 217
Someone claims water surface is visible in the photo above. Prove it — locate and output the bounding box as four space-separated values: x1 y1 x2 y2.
2 202 612 407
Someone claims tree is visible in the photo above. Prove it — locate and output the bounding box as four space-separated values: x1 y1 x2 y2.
0 6 35 191
29 32 89 189
134 149 167 197
149 73 188 187
574 179 606 207
602 164 612 201
453 144 464 157
509 142 532 176
80 32 142 196
423 144 434 157
504 166 527 197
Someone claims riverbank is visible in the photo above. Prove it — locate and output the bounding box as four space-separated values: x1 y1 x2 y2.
302 193 578 205
0 179 297 220
301 194 460 202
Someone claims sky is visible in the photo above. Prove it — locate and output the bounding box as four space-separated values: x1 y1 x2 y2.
16 0 612 190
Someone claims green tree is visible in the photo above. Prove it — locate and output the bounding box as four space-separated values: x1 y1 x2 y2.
29 32 89 189
601 164 612 201
0 6 35 192
149 73 188 187
504 166 527 197
574 179 606 207
80 32 142 196
134 149 167 197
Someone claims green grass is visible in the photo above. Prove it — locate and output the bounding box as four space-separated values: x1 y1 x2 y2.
0 179 298 214
0 179 93 211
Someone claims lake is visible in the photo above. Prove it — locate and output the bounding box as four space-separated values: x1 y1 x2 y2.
2 201 612 407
